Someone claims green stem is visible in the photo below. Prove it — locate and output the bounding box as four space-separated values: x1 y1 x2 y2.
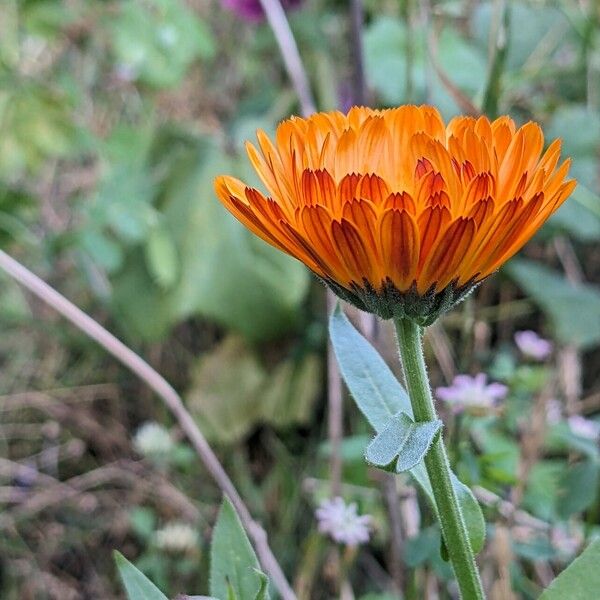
394 318 485 600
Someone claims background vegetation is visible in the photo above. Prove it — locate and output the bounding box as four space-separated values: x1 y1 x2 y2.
0 0 599 598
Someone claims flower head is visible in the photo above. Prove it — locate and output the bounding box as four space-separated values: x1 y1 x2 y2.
215 106 575 324
568 415 600 441
133 422 173 458
221 0 303 23
316 497 372 546
154 522 198 553
436 373 508 414
515 330 553 361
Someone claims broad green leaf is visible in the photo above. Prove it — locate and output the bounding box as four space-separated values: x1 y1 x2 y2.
329 305 485 554
187 336 321 443
329 304 411 430
111 135 310 342
145 224 179 289
114 551 168 600
539 538 600 599
506 259 600 350
366 412 442 473
109 0 214 88
557 461 600 519
210 497 270 600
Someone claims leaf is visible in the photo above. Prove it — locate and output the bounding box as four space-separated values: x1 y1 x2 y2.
186 336 321 443
145 224 179 289
539 539 600 599
253 571 269 600
410 464 486 555
556 461 600 519
506 259 600 350
366 412 442 473
114 551 168 600
110 135 310 342
210 497 270 600
329 305 485 554
109 0 214 88
329 304 411 430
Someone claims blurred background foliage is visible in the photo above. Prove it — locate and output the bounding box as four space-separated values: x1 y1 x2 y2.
0 0 599 598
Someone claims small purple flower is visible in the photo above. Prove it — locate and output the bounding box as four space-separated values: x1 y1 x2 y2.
514 330 553 361
436 373 508 415
316 497 372 546
221 0 303 23
568 415 600 441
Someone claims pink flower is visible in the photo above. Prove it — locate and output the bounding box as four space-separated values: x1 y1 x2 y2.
514 330 553 361
316 497 372 546
221 0 303 23
568 415 600 441
436 374 508 414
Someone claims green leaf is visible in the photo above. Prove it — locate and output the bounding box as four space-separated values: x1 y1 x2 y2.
539 539 600 599
114 551 168 600
506 259 600 350
329 305 485 554
366 412 442 473
329 304 411 430
210 497 270 600
254 571 269 600
109 0 214 88
557 461 600 519
410 464 486 555
111 136 309 342
145 224 179 289
186 336 321 443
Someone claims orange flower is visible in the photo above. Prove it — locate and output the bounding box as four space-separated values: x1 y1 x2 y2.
215 105 576 323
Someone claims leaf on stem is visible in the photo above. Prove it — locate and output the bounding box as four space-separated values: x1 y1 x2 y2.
329 304 486 554
210 497 271 600
539 538 600 599
114 551 169 600
366 412 442 473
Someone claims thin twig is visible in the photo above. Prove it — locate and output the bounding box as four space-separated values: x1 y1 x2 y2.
257 0 316 116
0 249 296 600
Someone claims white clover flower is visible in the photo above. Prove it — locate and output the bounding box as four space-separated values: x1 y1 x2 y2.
514 330 553 361
436 373 508 415
315 497 372 547
133 422 174 458
154 522 198 553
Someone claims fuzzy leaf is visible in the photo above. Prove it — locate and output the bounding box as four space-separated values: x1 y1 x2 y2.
366 412 442 472
210 497 270 600
114 551 168 600
329 305 485 554
539 539 600 599
329 304 411 430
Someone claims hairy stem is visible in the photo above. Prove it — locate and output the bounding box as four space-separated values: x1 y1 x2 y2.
0 249 296 600
394 318 485 600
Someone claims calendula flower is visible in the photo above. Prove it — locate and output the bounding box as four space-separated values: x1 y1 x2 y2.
215 106 575 324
